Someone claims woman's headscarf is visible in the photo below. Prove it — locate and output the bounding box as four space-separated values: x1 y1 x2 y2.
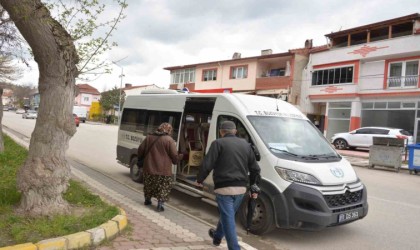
155 122 173 135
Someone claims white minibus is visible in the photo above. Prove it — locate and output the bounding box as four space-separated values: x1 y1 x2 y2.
116 91 368 235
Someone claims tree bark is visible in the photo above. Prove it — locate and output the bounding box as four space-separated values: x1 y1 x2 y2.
0 0 79 216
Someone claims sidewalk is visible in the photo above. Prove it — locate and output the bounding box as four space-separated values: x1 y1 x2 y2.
3 128 256 250
337 149 409 169
71 162 257 250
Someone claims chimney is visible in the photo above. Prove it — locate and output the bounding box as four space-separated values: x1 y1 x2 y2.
261 49 272 55
304 39 313 49
232 52 241 59
124 83 132 88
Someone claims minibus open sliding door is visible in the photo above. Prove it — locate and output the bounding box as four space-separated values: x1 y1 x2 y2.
175 97 216 189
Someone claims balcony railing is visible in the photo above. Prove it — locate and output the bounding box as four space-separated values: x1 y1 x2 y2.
255 75 291 90
388 75 418 88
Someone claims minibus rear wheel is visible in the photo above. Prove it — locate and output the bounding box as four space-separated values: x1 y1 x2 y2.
130 157 144 183
238 192 275 235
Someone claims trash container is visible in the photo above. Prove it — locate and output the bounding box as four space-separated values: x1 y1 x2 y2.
407 143 420 175
368 137 404 172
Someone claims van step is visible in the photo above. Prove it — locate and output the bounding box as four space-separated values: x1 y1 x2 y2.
173 184 202 197
202 198 218 207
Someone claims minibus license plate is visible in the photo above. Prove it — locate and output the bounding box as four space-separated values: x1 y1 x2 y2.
338 211 359 223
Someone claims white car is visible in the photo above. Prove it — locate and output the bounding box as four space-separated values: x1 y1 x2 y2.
16 109 25 114
22 110 38 119
331 127 413 150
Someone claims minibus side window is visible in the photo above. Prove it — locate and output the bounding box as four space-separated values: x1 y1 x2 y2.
217 115 251 143
121 108 146 134
146 110 182 141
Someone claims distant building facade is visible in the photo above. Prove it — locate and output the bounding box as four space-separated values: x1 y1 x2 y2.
123 83 163 96
75 84 101 111
1 88 13 106
301 13 420 142
164 43 312 106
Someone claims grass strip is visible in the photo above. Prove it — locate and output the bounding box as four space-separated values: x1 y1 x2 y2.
0 134 119 246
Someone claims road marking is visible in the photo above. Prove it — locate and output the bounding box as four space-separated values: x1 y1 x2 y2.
369 196 420 209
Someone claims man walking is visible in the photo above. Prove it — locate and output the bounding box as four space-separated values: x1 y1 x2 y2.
196 120 261 250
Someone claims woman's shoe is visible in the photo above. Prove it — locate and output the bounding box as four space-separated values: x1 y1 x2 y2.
157 201 165 212
144 198 152 206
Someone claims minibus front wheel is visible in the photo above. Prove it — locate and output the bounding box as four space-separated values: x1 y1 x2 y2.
238 192 275 235
129 156 144 183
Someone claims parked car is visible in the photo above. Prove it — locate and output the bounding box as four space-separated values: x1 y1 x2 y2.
73 114 80 127
22 110 38 119
16 109 25 114
331 127 414 150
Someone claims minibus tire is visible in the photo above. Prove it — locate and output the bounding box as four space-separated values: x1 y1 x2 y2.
238 192 275 235
129 157 144 183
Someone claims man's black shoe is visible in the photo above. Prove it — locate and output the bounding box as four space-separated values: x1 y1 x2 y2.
144 199 152 206
208 228 221 246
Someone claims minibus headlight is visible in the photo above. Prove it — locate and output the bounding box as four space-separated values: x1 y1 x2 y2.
275 167 321 185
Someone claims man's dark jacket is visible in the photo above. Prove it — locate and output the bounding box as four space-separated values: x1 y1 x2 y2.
197 134 260 189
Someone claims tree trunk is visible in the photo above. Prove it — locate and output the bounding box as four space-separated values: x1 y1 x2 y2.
0 0 79 216
0 88 4 153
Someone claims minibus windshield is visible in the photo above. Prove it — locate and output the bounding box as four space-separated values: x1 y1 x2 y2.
248 116 340 161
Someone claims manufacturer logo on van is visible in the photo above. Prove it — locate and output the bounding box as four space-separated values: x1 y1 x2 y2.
330 167 344 178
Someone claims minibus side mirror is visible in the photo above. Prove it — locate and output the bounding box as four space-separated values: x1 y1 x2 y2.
251 144 261 161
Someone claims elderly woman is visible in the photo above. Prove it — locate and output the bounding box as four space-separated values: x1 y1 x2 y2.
137 122 180 212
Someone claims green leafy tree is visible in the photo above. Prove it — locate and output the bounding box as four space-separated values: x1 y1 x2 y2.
99 86 124 113
0 0 127 216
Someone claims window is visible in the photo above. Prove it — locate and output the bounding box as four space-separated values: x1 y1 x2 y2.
230 65 248 79
312 66 353 86
146 110 182 140
269 68 285 77
217 115 251 142
170 68 195 84
121 109 181 140
388 60 419 88
202 69 217 81
83 97 89 102
120 108 147 134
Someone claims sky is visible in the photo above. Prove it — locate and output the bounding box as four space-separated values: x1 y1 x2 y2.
16 0 420 92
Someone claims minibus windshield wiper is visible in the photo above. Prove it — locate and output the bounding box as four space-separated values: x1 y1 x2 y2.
307 154 338 159
269 147 299 157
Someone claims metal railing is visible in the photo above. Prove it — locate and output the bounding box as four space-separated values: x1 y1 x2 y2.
388 75 418 87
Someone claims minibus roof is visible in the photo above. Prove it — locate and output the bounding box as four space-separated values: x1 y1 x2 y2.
124 93 307 120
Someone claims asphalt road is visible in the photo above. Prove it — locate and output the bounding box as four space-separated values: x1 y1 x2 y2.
3 111 420 250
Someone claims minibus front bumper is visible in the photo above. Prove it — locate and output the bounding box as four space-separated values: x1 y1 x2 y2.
279 182 368 230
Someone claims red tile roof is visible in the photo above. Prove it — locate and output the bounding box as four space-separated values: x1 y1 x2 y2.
77 84 100 95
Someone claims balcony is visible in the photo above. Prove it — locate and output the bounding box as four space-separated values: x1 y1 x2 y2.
255 75 291 90
169 82 196 91
388 75 419 88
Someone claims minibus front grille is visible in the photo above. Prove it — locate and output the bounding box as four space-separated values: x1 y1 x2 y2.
324 189 363 207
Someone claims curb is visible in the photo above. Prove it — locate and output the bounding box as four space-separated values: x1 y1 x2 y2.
0 208 127 250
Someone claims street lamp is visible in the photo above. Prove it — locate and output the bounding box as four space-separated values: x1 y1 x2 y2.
112 61 125 123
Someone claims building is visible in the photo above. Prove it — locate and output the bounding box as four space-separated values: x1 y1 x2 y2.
123 83 163 96
1 88 13 107
164 42 313 106
301 13 420 142
75 83 101 111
